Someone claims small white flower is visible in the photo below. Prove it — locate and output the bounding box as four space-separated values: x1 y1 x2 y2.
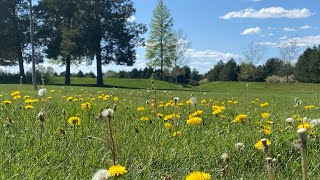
221 153 229 162
101 108 114 117
92 169 110 180
285 118 294 123
235 142 245 150
302 117 309 123
38 88 47 96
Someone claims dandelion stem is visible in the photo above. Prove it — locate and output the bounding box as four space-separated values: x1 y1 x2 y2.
298 128 308 180
266 157 275 180
107 115 116 165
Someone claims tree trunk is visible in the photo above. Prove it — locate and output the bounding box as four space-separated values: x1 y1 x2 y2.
18 47 25 83
96 47 103 86
65 56 71 85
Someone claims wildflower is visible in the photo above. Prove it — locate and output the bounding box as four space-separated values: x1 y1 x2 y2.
24 95 30 99
261 112 270 118
38 88 47 96
13 95 21 100
235 142 245 150
103 95 110 101
186 117 202 125
10 91 20 97
164 114 173 121
102 109 115 117
68 116 81 126
25 105 34 109
254 139 271 150
164 122 172 129
107 165 127 176
37 111 45 122
140 116 150 121
185 171 211 180
3 100 12 105
233 114 247 124
136 107 145 111
92 169 111 180
172 131 182 137
212 109 222 115
81 102 92 111
304 105 315 109
262 125 272 135
200 99 206 104
297 122 311 129
309 119 319 127
260 102 269 107
66 97 73 102
113 97 119 101
157 113 164 118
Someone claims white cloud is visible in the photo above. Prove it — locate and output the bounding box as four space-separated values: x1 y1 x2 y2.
127 16 136 22
220 7 311 19
241 27 261 35
185 49 239 73
283 27 296 32
287 35 320 47
279 36 287 40
299 25 311 30
268 33 274 36
258 41 277 47
260 35 320 48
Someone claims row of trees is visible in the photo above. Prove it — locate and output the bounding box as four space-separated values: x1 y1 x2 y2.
0 0 146 86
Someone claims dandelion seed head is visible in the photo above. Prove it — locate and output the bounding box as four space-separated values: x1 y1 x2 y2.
92 169 111 180
235 142 245 150
102 108 115 117
221 153 229 162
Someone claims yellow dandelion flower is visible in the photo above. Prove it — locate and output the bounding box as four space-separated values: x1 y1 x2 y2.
81 102 91 111
212 109 222 115
90 98 95 102
233 101 238 105
103 95 110 101
140 116 150 121
25 105 34 109
13 95 21 100
185 171 211 180
136 107 145 111
164 114 173 120
260 102 269 107
254 139 271 150
164 122 172 129
186 117 202 125
261 125 272 135
108 165 127 176
172 131 182 137
261 113 270 118
304 105 315 109
24 95 30 99
186 99 191 105
233 114 247 124
47 96 52 100
200 99 207 104
113 96 119 101
157 113 164 118
66 97 73 102
3 100 12 105
10 91 20 97
50 89 55 92
68 117 81 126
297 122 311 129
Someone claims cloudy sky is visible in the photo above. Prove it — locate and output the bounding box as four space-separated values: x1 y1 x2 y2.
4 0 320 75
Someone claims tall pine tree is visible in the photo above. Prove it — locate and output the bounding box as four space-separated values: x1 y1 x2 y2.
146 0 176 80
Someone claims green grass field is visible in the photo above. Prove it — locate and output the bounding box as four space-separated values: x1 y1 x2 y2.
0 81 319 179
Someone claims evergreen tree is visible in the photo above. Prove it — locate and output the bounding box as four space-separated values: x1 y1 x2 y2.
146 0 176 80
204 60 224 81
219 59 238 81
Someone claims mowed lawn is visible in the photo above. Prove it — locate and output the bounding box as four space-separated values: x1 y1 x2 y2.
0 81 319 179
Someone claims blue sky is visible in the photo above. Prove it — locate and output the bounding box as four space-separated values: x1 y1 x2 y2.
4 0 320 75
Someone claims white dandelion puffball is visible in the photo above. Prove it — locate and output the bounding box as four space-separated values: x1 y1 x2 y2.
190 97 197 105
101 108 115 117
92 169 110 180
235 142 245 150
285 118 294 123
38 88 47 96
